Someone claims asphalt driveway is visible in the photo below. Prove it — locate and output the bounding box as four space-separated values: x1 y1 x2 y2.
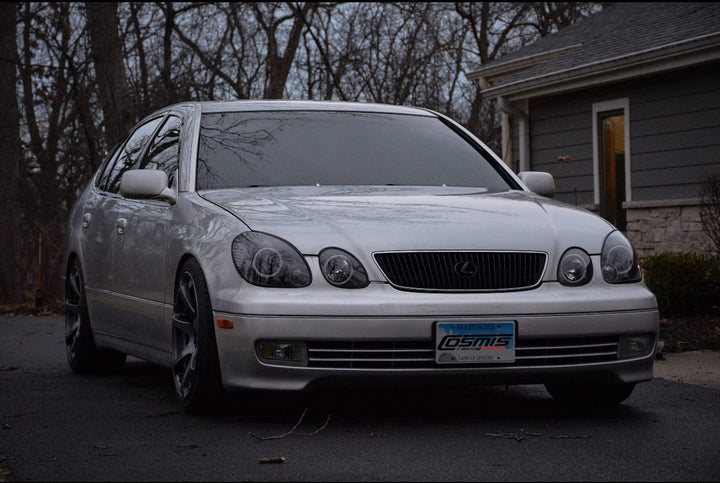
1 315 719 481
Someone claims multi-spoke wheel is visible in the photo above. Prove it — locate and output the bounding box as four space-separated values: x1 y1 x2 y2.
172 258 223 413
545 382 636 407
65 258 125 373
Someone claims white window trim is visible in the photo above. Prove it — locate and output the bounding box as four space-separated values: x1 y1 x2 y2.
592 98 631 205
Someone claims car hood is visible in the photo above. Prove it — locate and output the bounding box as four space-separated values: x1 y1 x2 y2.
201 186 614 260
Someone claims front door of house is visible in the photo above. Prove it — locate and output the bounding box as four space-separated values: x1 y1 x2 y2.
598 111 626 230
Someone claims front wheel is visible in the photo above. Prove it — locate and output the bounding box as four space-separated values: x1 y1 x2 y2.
171 258 224 413
545 382 636 407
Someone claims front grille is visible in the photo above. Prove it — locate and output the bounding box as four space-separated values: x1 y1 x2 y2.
374 251 546 291
307 340 434 369
514 335 619 366
306 336 619 369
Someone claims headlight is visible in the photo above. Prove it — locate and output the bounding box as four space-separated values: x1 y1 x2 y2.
231 232 311 288
601 231 641 283
558 248 593 286
319 247 369 288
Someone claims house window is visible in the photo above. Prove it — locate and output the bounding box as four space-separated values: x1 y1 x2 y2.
593 99 631 231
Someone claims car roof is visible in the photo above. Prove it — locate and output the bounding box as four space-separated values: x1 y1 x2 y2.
168 100 436 117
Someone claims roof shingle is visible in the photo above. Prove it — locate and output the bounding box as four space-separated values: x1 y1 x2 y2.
472 2 720 92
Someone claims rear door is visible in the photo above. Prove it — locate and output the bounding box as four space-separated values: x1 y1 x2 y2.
81 142 125 296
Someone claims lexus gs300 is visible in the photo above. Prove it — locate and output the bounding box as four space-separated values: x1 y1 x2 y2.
63 101 659 412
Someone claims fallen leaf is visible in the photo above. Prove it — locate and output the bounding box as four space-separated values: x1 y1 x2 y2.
259 456 286 464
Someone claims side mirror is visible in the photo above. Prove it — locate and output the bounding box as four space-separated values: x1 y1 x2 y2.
518 171 555 198
119 170 176 204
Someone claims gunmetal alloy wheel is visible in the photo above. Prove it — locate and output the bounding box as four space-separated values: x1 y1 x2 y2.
171 259 223 412
65 259 126 373
65 260 88 369
172 269 200 400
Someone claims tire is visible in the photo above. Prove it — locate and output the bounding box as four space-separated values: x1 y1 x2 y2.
65 259 126 374
171 258 224 413
545 382 636 407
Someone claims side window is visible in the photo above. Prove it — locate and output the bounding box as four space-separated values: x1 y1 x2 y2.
105 117 164 193
140 115 182 187
95 139 126 192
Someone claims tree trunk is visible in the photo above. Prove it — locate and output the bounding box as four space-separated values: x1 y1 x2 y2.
86 2 134 147
0 3 24 303
161 2 177 106
255 3 316 99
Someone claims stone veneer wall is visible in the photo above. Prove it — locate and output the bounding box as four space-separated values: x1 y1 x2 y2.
623 199 713 258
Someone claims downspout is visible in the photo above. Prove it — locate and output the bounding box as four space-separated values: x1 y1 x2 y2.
497 96 530 172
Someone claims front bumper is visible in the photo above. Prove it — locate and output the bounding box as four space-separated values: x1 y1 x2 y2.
213 281 659 392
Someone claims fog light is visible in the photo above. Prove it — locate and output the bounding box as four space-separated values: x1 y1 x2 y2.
256 341 308 366
618 334 654 359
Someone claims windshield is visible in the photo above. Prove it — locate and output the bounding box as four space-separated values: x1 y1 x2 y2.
196 111 514 191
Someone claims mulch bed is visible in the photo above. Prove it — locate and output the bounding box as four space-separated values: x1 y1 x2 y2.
660 315 720 352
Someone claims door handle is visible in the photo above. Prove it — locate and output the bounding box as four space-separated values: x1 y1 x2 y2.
116 218 128 235
82 213 92 228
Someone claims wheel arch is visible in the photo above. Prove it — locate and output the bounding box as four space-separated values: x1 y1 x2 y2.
65 252 79 276
171 253 217 311
173 253 199 291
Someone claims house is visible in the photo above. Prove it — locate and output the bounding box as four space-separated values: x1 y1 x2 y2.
468 2 720 256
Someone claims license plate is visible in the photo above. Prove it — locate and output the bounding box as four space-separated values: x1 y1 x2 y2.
435 322 516 364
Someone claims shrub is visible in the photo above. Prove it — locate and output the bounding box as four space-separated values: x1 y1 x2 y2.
641 252 720 317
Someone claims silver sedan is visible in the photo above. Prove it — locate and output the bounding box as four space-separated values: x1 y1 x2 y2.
63 101 659 412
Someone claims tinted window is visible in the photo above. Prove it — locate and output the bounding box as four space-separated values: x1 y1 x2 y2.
95 139 126 191
196 111 512 191
141 115 182 187
105 117 164 193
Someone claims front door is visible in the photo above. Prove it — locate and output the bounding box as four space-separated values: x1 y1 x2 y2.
111 197 171 352
110 113 183 353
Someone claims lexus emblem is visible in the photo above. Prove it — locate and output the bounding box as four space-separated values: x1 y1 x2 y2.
453 261 478 277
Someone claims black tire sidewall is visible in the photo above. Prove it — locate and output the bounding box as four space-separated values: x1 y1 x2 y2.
66 259 99 373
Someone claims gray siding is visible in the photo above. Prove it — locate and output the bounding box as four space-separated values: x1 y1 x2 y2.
528 95 594 205
526 61 720 205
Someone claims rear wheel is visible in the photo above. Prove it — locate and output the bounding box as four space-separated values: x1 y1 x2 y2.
65 259 126 373
545 382 636 407
172 258 224 413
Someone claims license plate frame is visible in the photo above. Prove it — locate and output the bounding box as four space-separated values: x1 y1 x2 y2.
435 321 516 364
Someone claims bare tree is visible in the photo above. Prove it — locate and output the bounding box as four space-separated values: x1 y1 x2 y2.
128 2 152 109
3 1 605 306
86 2 135 147
0 3 25 303
527 2 605 37
250 2 318 99
169 3 253 99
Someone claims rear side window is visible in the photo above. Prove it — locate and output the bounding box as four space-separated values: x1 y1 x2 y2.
95 140 125 191
140 115 182 187
103 117 164 193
